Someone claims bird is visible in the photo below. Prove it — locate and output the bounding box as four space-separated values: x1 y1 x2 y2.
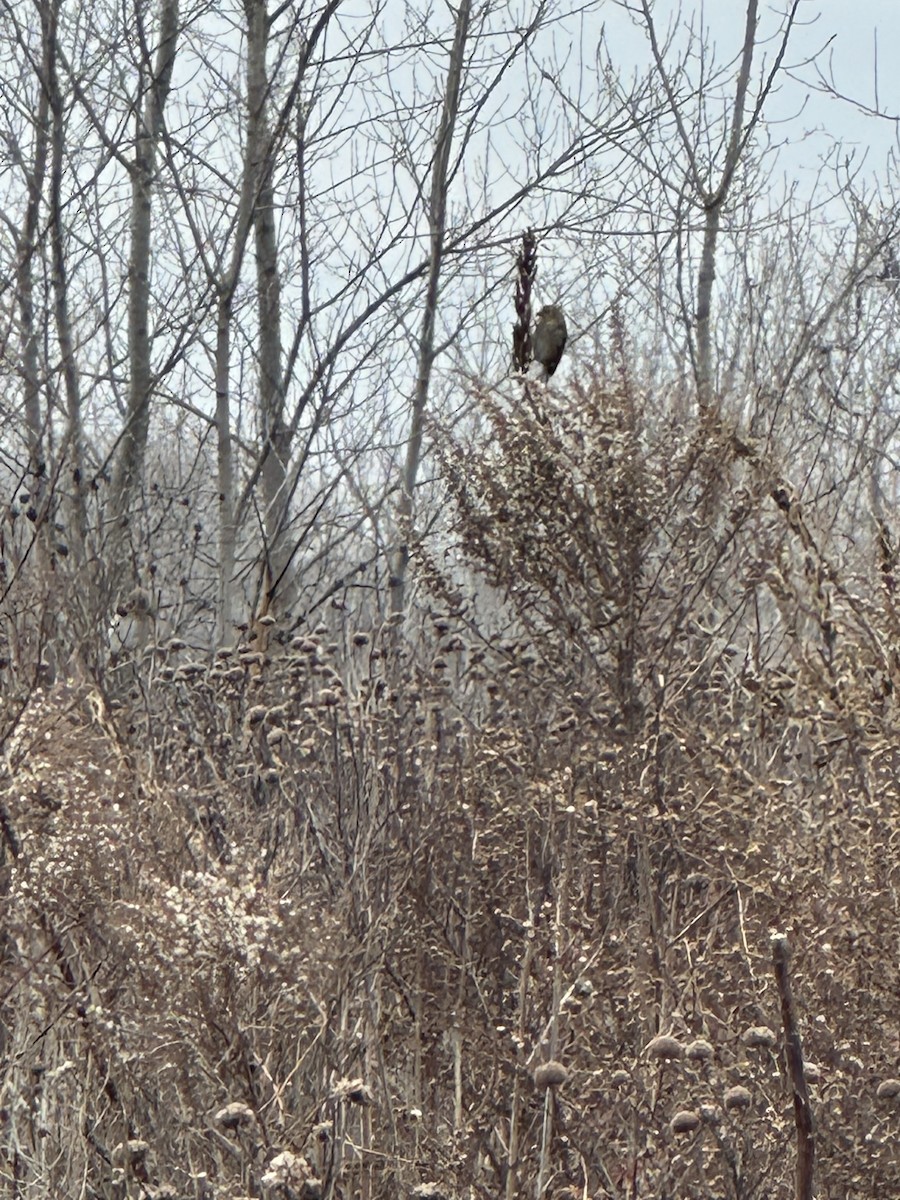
532 305 567 379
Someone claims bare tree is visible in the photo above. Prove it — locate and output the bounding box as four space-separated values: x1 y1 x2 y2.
629 0 801 416
110 0 180 586
390 0 472 615
12 2 51 485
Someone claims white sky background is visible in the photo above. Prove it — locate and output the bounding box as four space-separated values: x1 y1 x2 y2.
601 0 900 197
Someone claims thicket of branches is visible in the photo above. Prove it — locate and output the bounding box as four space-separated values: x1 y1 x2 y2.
3 0 900 1198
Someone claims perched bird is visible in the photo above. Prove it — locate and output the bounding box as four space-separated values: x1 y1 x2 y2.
532 304 568 379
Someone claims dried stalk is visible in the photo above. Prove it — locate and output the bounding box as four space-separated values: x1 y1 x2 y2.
772 934 815 1200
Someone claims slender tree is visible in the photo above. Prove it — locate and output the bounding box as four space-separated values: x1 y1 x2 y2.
638 0 801 417
110 0 180 586
391 0 472 614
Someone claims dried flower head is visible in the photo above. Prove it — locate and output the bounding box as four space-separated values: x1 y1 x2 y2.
742 1026 777 1049
685 1038 714 1062
330 1077 374 1105
214 1102 255 1131
111 1139 149 1167
646 1035 684 1062
411 1184 448 1200
261 1151 312 1189
670 1110 701 1134
534 1060 568 1089
724 1085 752 1111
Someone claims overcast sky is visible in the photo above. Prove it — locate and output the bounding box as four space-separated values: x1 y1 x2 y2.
601 1 900 198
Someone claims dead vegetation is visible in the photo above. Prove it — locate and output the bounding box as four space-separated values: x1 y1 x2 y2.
3 368 899 1200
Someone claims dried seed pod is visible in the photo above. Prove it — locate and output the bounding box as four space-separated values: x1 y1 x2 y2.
685 1038 714 1062
410 1185 447 1200
533 1060 568 1089
311 1120 332 1142
112 1139 149 1166
670 1110 700 1134
330 1077 373 1105
646 1035 684 1062
724 1086 752 1111
215 1101 255 1130
262 1151 312 1189
742 1026 777 1049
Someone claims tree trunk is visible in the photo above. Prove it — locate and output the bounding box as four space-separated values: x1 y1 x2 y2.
215 292 237 641
244 0 288 616
641 0 763 420
46 0 88 555
695 201 721 419
110 0 180 588
16 13 51 482
390 0 471 614
772 934 815 1200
